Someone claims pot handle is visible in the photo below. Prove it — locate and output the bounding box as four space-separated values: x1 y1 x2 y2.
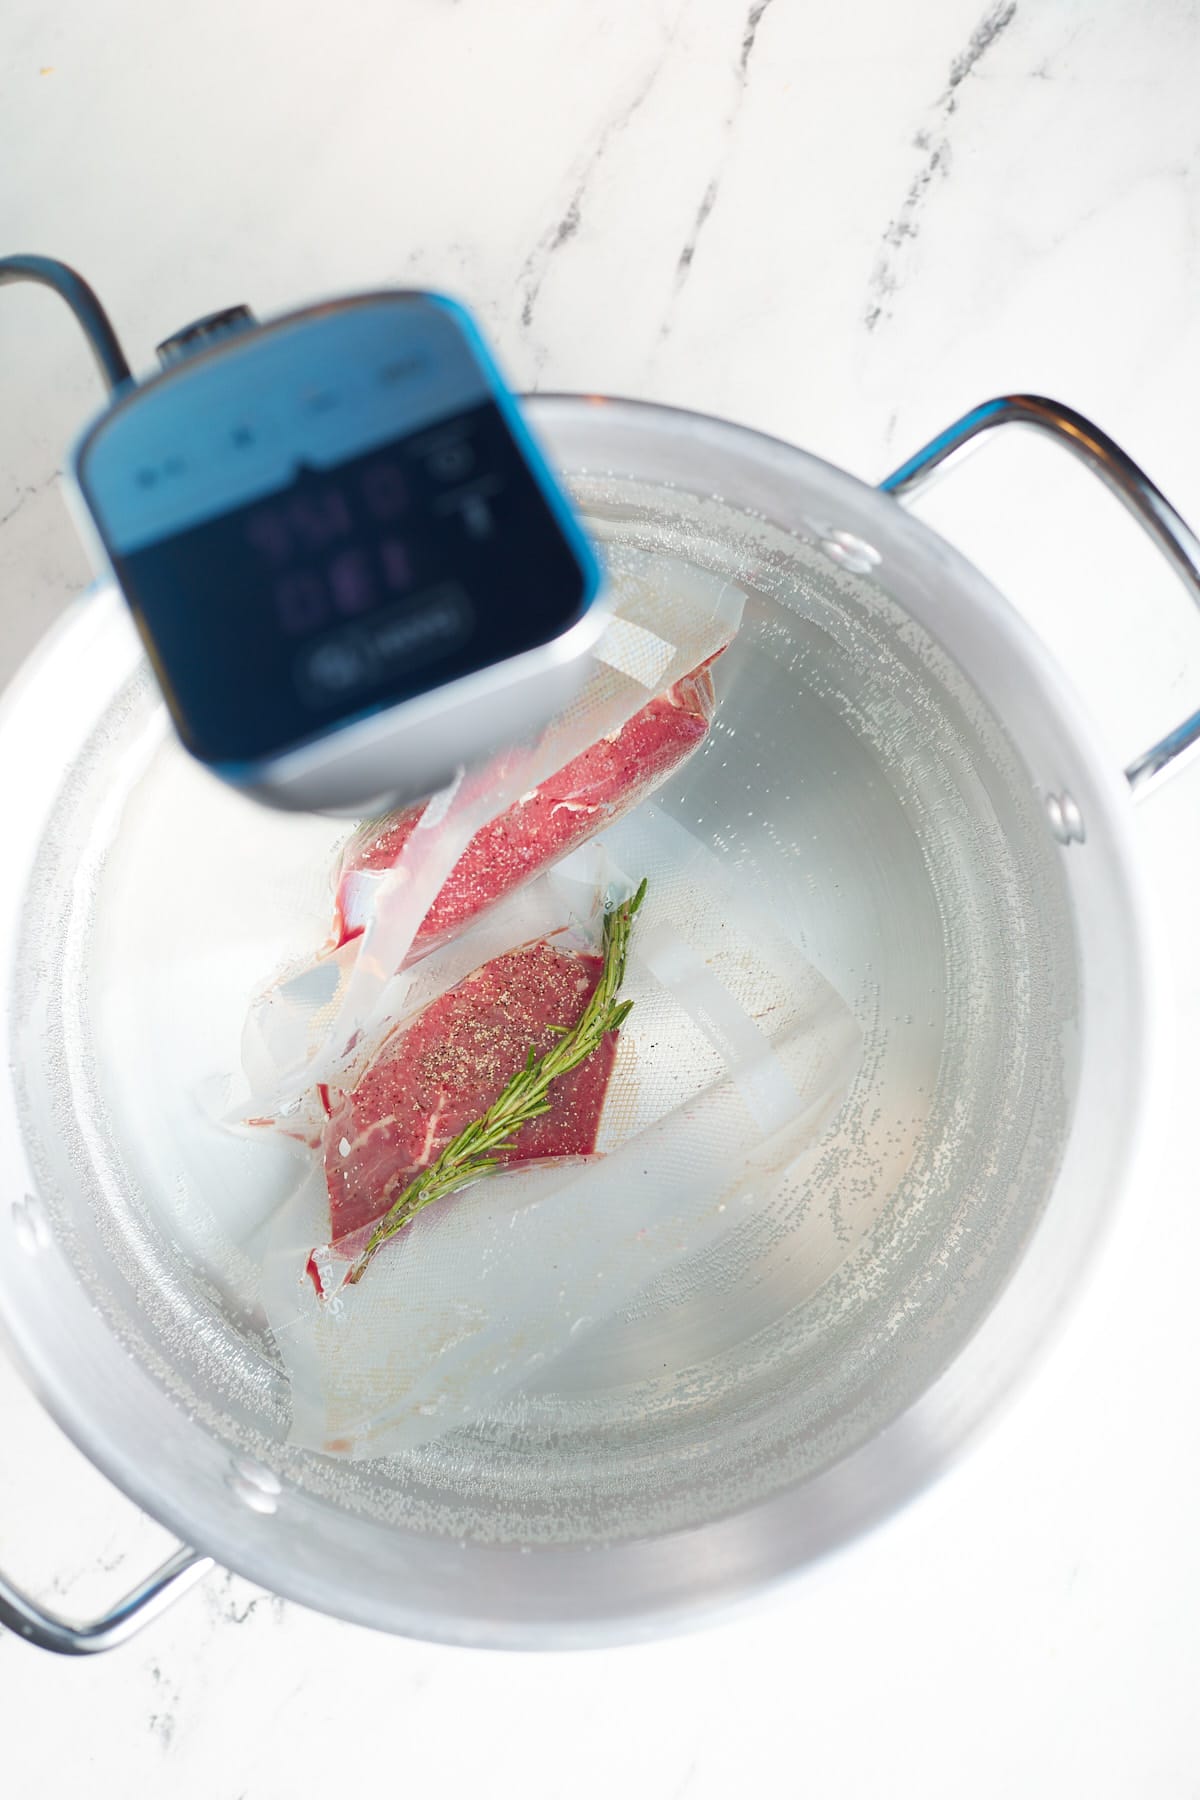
0 1543 213 1655
879 394 1200 796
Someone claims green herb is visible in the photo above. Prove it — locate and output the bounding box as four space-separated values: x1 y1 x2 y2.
342 878 648 1289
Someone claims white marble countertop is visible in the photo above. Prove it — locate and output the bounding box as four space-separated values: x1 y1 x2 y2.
2 1 1200 1793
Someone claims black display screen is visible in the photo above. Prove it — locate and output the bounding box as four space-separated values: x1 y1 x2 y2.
108 400 591 765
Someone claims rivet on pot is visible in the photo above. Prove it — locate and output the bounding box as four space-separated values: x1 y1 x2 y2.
818 530 882 576
10 1193 50 1255
1045 790 1086 846
226 1456 283 1516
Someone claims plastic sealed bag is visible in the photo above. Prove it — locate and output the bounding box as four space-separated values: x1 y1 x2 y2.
317 905 623 1254
241 549 744 1121
260 809 862 1457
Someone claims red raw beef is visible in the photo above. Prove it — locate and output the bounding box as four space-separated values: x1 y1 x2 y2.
322 939 617 1241
332 662 715 952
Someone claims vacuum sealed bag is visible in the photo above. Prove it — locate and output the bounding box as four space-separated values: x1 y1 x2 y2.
230 549 860 1457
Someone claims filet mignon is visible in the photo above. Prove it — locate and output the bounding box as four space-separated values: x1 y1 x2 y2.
322 938 618 1240
332 664 714 953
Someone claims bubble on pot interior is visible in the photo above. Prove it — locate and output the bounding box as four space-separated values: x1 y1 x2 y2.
226 1455 283 1515
1044 789 1086 846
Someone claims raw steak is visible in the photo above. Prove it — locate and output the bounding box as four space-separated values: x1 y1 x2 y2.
331 663 715 952
322 939 618 1240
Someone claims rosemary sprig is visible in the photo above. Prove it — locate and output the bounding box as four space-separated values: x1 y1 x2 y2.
342 878 648 1289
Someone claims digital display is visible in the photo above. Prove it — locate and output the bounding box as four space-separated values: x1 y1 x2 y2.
101 398 592 764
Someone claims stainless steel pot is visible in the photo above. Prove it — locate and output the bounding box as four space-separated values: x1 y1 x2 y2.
1 395 1196 1653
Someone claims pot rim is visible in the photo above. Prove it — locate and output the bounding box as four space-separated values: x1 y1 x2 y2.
0 393 1164 1647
